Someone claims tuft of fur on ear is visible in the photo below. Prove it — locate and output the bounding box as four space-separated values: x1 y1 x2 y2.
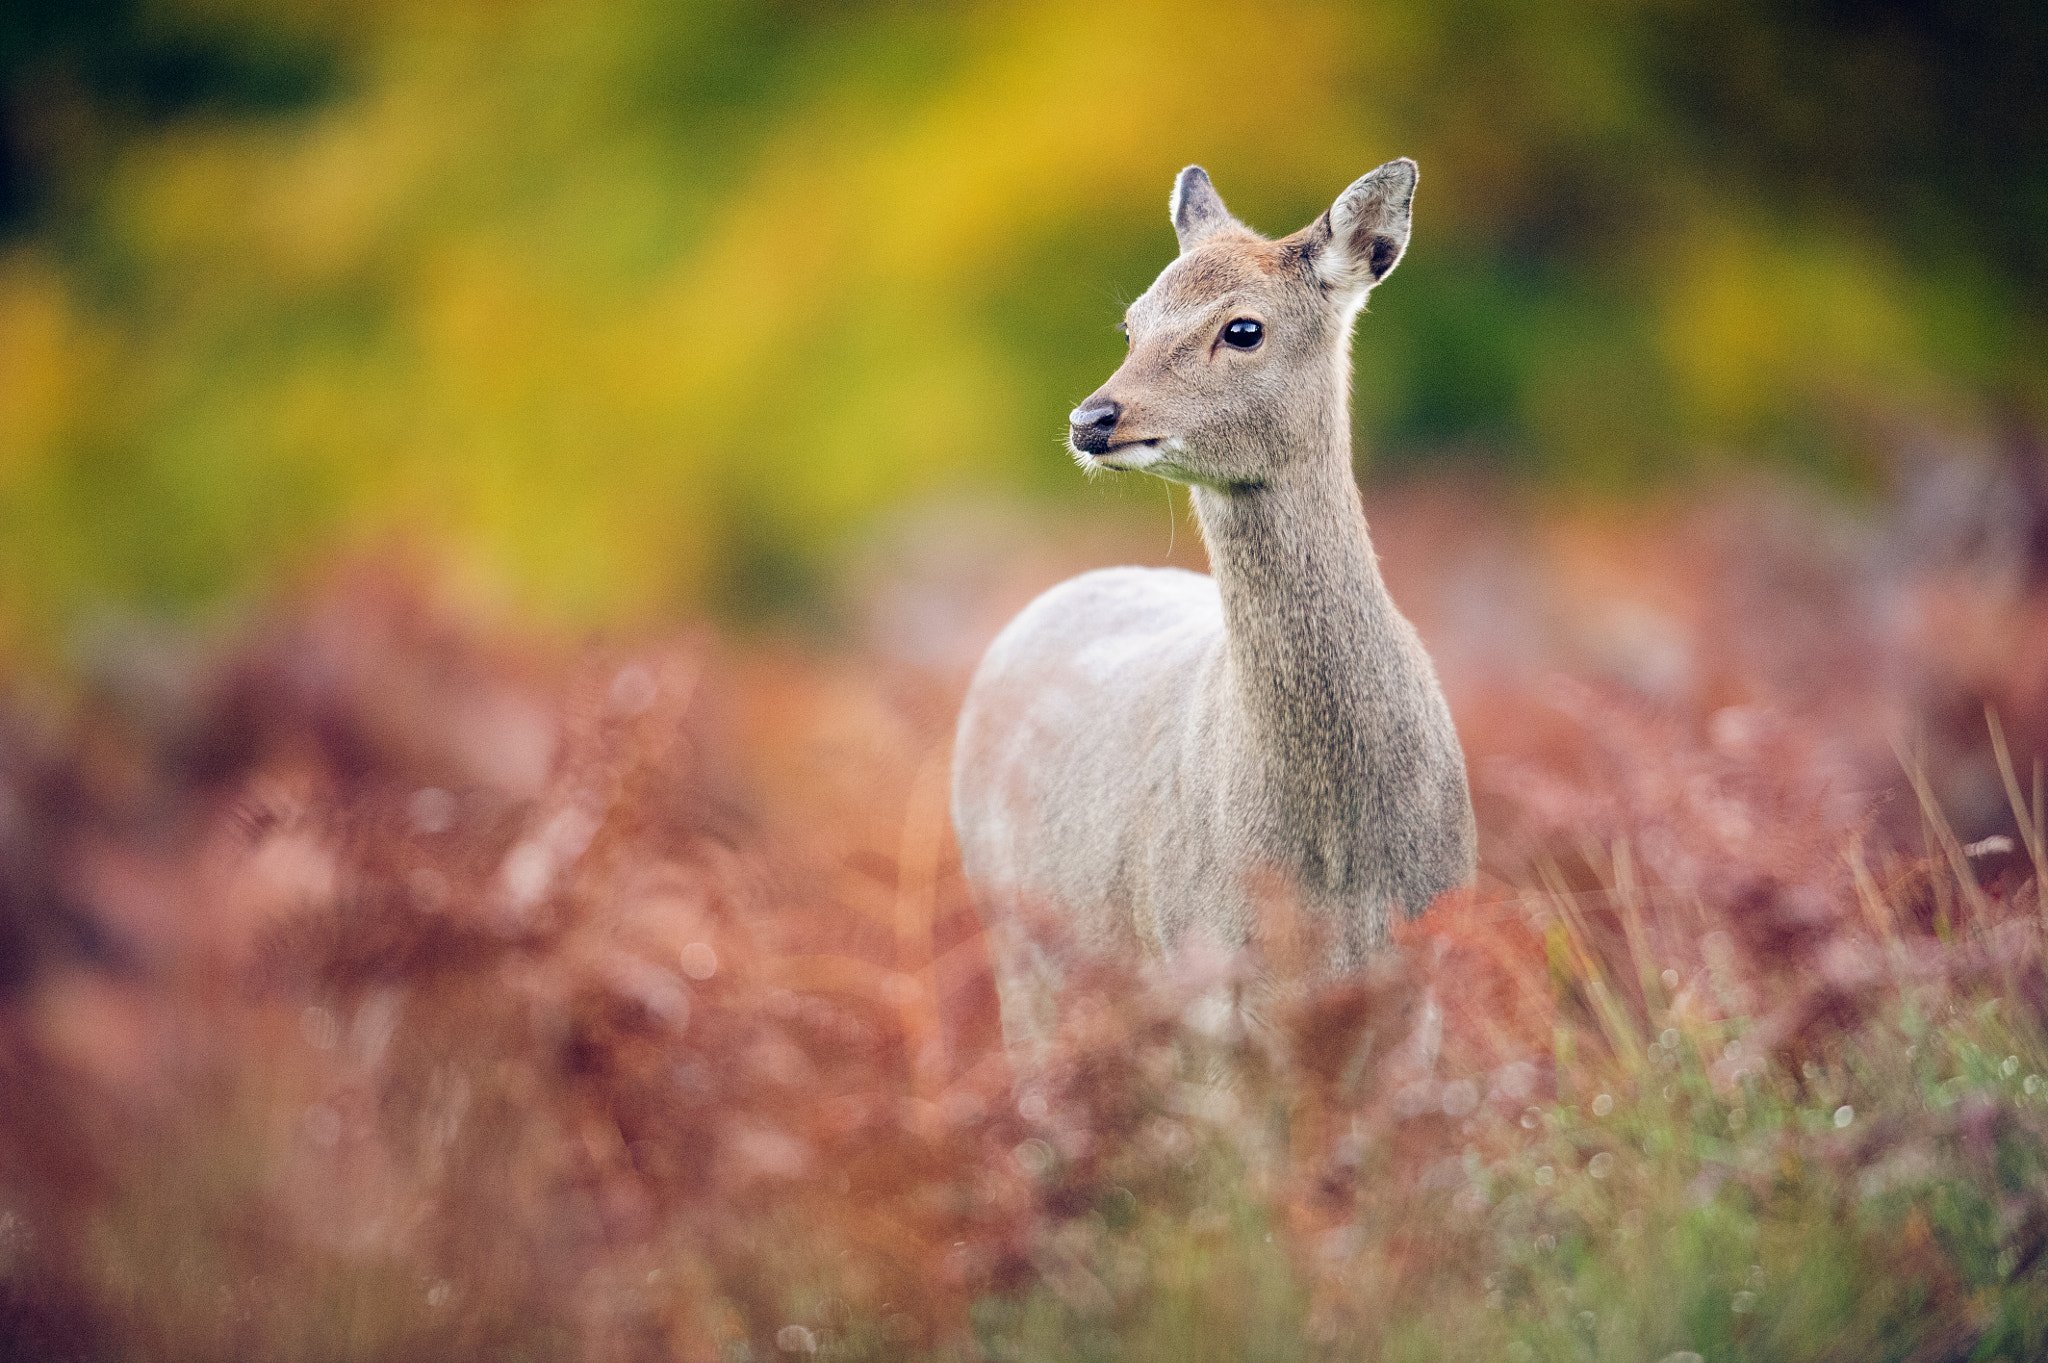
1308 157 1417 299
1171 166 1239 253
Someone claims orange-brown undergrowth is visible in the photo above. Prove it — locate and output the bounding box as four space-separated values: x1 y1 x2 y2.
2 462 2046 1360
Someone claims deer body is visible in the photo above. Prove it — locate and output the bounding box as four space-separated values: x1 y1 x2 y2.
952 159 1475 1054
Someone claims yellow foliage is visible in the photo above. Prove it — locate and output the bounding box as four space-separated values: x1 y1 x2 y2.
0 0 2024 655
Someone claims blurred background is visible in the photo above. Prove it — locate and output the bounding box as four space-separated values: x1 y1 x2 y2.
10 7 2048 1360
3 0 2043 658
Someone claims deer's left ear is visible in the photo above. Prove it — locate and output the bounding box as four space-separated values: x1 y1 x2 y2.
1171 166 1239 253
1305 157 1416 298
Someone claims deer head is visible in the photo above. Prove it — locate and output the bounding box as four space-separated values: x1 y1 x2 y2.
1067 159 1416 490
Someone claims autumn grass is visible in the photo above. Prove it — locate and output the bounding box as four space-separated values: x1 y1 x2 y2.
3 481 2048 1361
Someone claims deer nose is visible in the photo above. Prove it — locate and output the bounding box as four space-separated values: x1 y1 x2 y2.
1068 397 1123 453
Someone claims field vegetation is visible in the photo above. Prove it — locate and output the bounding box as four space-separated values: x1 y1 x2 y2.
4 449 2047 1361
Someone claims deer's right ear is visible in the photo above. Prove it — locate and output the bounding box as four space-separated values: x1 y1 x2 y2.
1307 157 1417 300
1171 166 1237 253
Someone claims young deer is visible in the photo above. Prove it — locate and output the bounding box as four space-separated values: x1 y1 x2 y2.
951 158 1476 1057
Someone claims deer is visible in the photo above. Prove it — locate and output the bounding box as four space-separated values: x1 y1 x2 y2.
950 157 1477 1061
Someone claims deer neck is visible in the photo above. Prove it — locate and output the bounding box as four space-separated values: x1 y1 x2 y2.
1189 400 1410 840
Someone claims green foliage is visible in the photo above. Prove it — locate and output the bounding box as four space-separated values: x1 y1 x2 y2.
0 0 2043 650
950 996 2048 1363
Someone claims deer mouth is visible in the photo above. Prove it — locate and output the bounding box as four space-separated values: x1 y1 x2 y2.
1091 438 1165 470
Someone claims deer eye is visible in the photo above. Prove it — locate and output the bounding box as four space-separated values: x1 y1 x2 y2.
1221 318 1264 350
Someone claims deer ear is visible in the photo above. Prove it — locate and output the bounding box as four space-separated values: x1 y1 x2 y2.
1171 166 1237 253
1308 157 1416 297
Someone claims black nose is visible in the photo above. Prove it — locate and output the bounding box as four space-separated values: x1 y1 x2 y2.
1068 397 1123 453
